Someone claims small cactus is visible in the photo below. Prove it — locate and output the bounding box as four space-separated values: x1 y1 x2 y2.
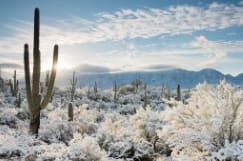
24 8 58 136
15 93 22 108
70 71 77 102
177 84 181 101
0 68 4 92
113 81 119 102
143 83 148 110
94 81 98 94
10 70 19 96
167 86 171 100
68 103 73 121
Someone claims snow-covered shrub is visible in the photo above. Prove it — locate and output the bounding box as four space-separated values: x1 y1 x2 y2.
210 140 243 160
0 129 34 159
39 120 73 145
158 80 243 160
0 108 24 129
118 94 140 105
68 134 107 161
99 112 131 139
118 104 136 115
30 143 68 161
71 121 97 136
130 107 162 142
119 85 135 95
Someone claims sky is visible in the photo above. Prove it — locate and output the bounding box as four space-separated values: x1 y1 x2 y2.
0 0 243 76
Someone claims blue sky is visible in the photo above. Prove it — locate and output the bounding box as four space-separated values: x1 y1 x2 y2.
0 0 243 76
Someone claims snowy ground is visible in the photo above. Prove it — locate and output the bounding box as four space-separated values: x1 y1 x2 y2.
0 81 243 161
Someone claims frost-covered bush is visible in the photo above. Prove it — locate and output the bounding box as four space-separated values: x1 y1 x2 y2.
68 134 107 161
210 140 243 161
118 94 140 105
130 107 162 142
39 120 73 145
158 80 243 160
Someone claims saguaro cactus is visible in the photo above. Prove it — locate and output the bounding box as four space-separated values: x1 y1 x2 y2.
143 83 148 110
70 71 77 102
113 81 119 102
68 103 73 121
10 70 19 96
0 68 4 92
24 8 58 136
167 86 171 100
94 81 98 94
15 93 22 108
177 84 181 101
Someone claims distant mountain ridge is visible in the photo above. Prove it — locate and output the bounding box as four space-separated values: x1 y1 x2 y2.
56 64 243 89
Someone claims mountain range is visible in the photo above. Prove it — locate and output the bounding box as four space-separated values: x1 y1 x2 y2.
56 64 243 89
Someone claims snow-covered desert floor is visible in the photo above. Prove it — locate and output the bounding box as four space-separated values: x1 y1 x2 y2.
0 80 243 161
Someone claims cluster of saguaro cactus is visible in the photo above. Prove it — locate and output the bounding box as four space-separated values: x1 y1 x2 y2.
176 84 181 101
9 70 19 96
24 8 58 136
68 102 73 121
70 71 77 102
132 79 142 93
143 83 148 109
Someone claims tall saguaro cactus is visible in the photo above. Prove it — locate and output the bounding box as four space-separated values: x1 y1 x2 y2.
24 8 58 136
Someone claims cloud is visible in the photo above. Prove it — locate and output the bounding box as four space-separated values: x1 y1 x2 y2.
74 64 112 74
0 63 22 69
0 1 243 54
190 35 243 66
137 64 176 71
191 35 226 66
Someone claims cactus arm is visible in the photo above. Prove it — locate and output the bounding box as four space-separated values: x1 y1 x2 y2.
32 8 41 103
24 44 33 110
40 45 58 109
33 8 39 52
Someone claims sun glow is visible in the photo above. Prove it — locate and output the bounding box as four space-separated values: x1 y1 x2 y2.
42 59 70 71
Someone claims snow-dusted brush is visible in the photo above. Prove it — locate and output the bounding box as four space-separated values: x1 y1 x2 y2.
23 8 58 136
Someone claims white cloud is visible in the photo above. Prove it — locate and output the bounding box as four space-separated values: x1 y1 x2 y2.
0 1 242 53
191 35 226 66
190 35 243 67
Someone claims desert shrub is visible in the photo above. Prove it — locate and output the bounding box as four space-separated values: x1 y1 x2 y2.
158 80 243 160
39 120 73 145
